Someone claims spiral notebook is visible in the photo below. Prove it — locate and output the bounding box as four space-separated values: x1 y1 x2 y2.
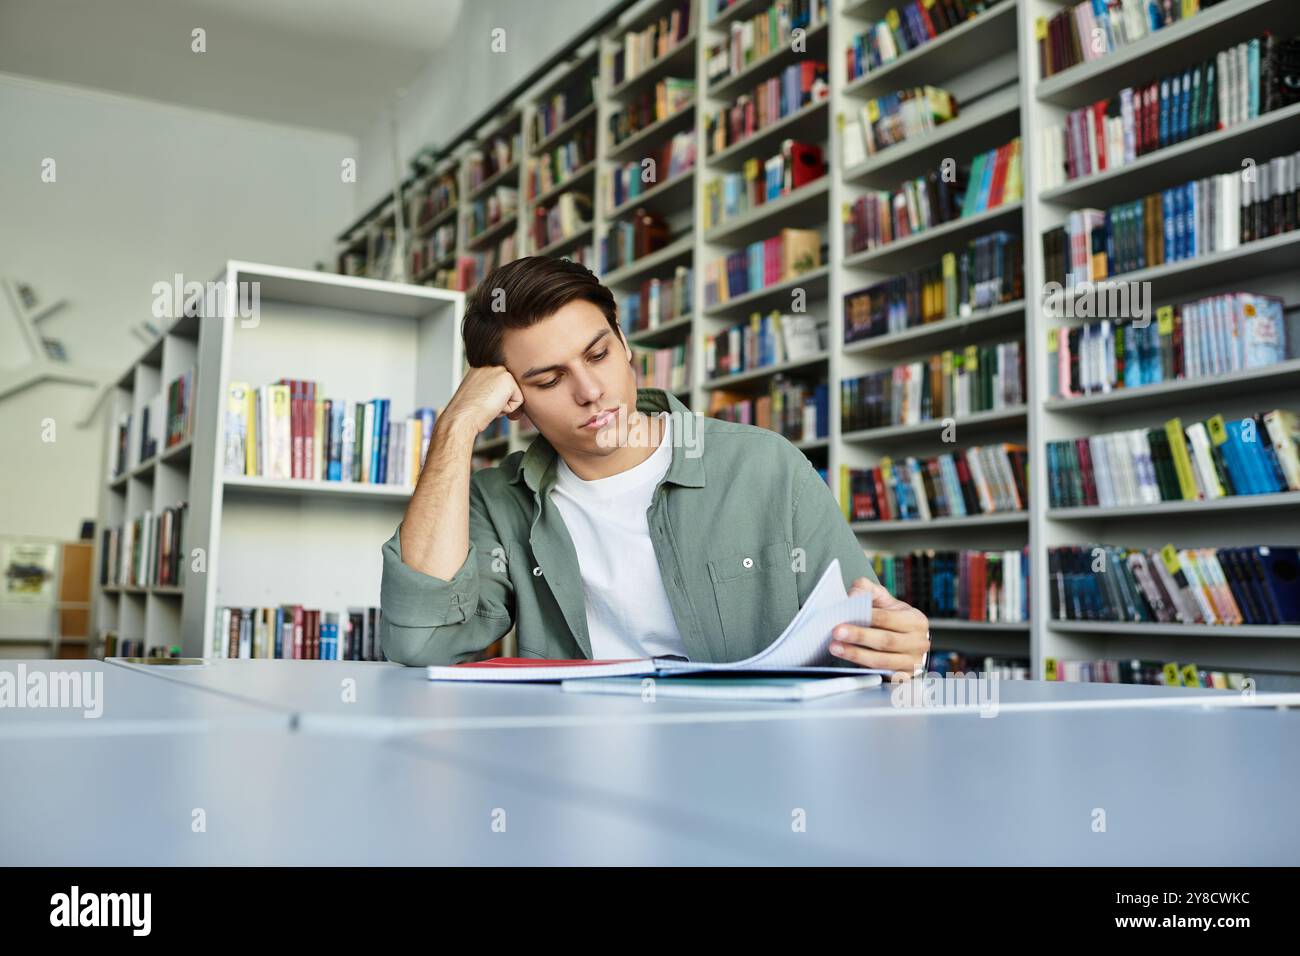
426 558 883 682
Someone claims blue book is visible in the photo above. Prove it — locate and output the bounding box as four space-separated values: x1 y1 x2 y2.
1170 188 1180 264
273 607 284 659
367 400 381 482
1164 77 1175 147
974 148 996 213
1225 419 1263 495
1248 38 1260 119
327 405 342 480
1178 71 1191 142
376 399 391 483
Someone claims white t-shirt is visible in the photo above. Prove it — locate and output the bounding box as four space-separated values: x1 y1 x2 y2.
550 411 688 661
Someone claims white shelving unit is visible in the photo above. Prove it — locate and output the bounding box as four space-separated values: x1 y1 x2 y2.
325 0 1300 679
94 262 464 658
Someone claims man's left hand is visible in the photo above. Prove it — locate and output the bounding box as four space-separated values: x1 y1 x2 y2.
829 578 930 681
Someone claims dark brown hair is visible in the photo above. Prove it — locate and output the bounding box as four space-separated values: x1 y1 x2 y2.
462 256 620 367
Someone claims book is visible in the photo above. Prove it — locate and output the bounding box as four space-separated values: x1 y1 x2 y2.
560 671 883 701
867 548 1029 624
426 557 882 681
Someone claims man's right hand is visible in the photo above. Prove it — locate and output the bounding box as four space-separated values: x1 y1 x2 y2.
440 365 526 439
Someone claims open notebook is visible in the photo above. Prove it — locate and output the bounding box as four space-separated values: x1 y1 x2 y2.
426 558 885 682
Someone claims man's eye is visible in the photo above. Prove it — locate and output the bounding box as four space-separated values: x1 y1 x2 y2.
590 349 608 361
537 379 560 389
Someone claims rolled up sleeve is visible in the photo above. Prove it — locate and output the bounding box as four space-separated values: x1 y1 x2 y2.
379 480 516 666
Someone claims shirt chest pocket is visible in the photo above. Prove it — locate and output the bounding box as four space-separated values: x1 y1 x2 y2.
706 539 799 659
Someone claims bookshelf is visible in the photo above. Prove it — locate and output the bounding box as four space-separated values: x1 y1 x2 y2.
325 0 1300 681
94 262 464 659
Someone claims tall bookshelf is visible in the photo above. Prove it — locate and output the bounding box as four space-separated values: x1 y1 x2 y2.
1022 0 1300 679
94 262 464 658
328 0 1300 680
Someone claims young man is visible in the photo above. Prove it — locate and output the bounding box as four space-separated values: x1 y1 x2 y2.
380 256 930 676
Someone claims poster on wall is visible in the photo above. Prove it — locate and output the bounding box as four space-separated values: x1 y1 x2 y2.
1 540 59 603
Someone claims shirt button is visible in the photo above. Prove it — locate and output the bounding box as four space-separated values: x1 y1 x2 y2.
742 557 754 569
532 566 542 577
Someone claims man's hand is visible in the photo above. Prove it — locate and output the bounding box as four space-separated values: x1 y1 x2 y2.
829 578 930 682
437 365 527 444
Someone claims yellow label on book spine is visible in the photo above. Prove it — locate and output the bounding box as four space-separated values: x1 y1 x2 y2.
886 9 901 31
866 99 880 123
1181 663 1201 687
1035 17 1048 41
1157 305 1174 335
1044 657 1058 681
1162 662 1183 687
1207 414 1228 446
836 111 845 131
1159 544 1181 576
1047 328 1058 352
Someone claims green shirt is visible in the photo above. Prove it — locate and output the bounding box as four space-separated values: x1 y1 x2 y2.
380 387 877 666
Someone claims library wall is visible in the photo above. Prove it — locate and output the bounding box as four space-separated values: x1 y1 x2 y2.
0 75 356 539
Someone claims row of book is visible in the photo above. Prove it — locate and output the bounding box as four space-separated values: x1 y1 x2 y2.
165 367 196 451
213 606 387 661
410 223 456 281
1046 292 1289 398
707 375 829 443
601 208 672 275
705 60 829 157
840 339 1025 432
1048 543 1300 626
843 138 1022 256
1046 410 1300 509
608 78 695 149
532 74 596 144
465 132 521 192
526 126 595 201
222 382 437 487
847 0 1006 81
930 652 1030 680
853 85 958 162
606 132 695 212
618 266 694 335
632 343 690 395
845 444 1028 523
843 232 1023 343
528 192 592 252
1039 1 1234 81
1043 148 1300 284
1045 657 1253 689
609 0 691 88
409 171 457 233
1040 33 1299 190
864 547 1029 625
706 0 828 88
704 311 823 380
702 227 821 307
466 187 518 242
702 141 824 232
99 503 187 590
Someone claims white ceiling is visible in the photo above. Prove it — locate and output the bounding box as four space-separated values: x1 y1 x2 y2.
0 0 465 135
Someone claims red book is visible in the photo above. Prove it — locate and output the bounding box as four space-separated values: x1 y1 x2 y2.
987 143 1010 209
789 142 825 188
1091 101 1108 171
871 466 892 521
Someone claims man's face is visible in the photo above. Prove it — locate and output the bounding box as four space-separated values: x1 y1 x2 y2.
500 298 637 460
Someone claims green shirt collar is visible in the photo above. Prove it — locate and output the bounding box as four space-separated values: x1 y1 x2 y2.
509 387 704 495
